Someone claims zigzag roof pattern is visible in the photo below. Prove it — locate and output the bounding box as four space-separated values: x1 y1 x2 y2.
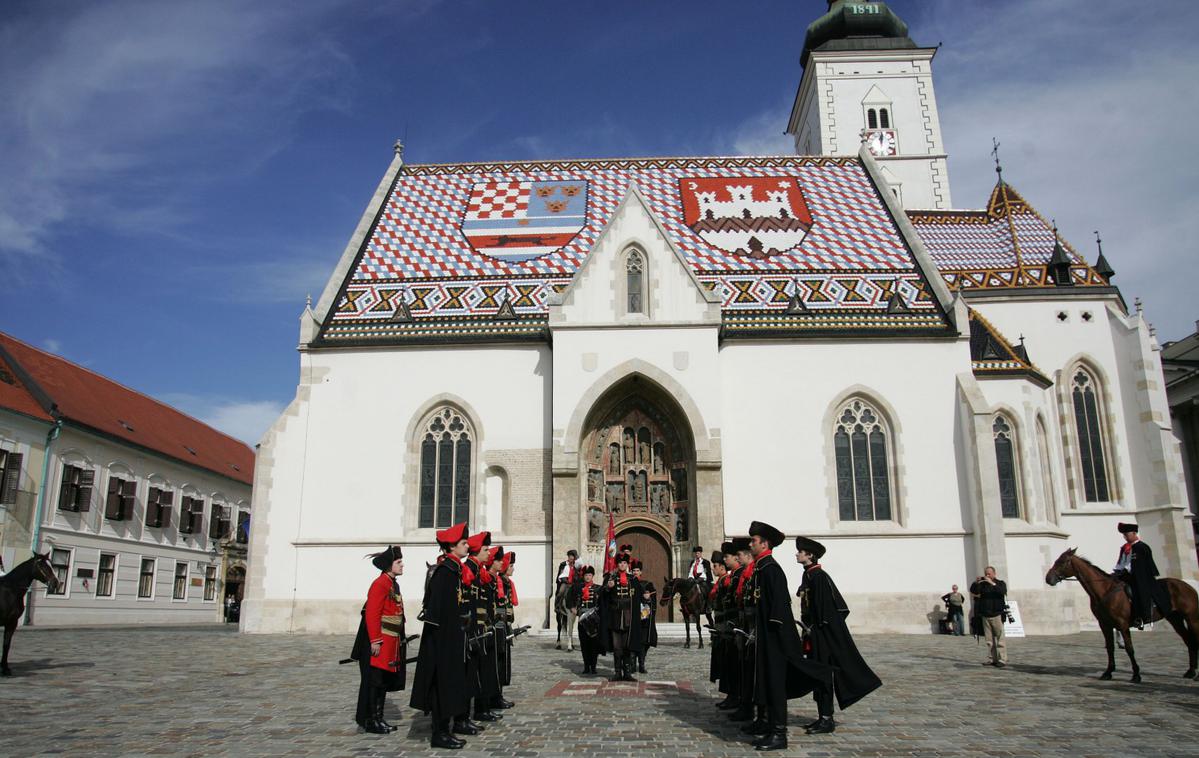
967 310 1051 387
907 181 1110 292
318 155 952 344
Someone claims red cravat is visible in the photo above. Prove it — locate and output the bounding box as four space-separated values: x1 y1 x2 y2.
582 584 591 601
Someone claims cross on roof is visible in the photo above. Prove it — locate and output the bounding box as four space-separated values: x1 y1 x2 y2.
991 137 1003 183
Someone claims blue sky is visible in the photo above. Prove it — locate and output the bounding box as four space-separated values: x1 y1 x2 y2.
2 0 1196 444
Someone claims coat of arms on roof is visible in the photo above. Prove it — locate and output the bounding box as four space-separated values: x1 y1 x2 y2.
461 179 588 262
679 177 813 259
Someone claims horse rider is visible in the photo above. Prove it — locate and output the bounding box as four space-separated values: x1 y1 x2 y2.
631 560 658 674
601 551 643 681
350 545 406 735
409 522 471 750
688 545 713 598
570 565 603 675
1112 522 1173 629
555 550 580 651
795 535 882 737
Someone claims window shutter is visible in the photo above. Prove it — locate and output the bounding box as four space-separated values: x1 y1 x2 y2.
1 452 21 505
78 470 94 512
58 464 76 510
161 491 173 529
121 479 137 520
146 487 159 526
210 508 220 539
105 477 122 519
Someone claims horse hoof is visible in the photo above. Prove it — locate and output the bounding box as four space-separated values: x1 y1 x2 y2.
1099 672 1112 680
1131 674 1142 683
684 643 690 650
1183 670 1197 679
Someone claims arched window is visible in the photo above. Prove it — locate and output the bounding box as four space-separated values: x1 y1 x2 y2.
1035 416 1058 522
1071 368 1110 502
833 398 893 521
626 250 645 314
879 108 890 128
867 108 878 129
992 415 1021 518
418 407 474 528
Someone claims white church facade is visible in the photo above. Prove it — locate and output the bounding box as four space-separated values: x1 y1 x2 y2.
243 0 1197 636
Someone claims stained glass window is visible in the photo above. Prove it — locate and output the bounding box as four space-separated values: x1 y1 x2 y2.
993 415 1021 518
626 250 644 313
1071 369 1110 502
417 408 474 528
833 399 894 521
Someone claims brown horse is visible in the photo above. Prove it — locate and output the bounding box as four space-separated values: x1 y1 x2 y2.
660 577 713 649
1 553 61 675
1045 548 1198 682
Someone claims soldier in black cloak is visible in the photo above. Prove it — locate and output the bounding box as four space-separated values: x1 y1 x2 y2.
730 538 761 726
739 521 832 751
1112 522 1173 628
600 552 643 681
708 547 729 690
570 565 603 675
409 522 471 750
716 539 746 711
794 534 882 737
632 560 658 674
463 532 502 725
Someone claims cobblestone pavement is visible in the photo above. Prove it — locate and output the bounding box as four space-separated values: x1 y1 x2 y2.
1 625 1197 757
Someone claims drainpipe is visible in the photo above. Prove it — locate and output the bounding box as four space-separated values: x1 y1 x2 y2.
25 418 63 626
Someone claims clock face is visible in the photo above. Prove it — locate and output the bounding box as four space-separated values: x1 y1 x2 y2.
868 129 897 157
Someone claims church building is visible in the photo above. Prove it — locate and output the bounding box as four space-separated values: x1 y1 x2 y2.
243 0 1196 635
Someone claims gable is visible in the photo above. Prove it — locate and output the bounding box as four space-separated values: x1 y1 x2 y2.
551 185 721 327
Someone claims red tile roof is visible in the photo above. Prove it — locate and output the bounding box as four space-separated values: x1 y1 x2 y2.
0 332 254 486
0 349 52 422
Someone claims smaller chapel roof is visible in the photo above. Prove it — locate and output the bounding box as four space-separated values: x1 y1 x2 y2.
907 181 1111 293
967 310 1051 387
0 332 254 486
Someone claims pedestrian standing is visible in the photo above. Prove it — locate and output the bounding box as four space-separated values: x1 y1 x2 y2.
941 585 966 636
970 567 1009 667
350 545 406 734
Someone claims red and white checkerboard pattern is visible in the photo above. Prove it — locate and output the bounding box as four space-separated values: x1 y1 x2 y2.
465 181 531 221
332 157 950 323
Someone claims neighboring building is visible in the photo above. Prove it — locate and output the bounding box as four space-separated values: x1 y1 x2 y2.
244 0 1196 635
0 332 254 625
1163 322 1199 562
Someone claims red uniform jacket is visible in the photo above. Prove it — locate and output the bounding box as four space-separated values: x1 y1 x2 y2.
365 572 404 672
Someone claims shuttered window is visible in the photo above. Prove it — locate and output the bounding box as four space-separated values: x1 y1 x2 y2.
145 487 174 528
104 476 136 521
179 496 204 535
0 449 23 505
58 464 95 512
209 506 231 540
48 548 71 595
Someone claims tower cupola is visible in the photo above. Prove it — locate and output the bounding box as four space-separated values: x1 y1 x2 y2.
801 1 916 67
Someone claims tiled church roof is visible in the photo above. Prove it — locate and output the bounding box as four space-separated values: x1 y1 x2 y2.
967 310 1051 387
907 181 1110 292
0 332 254 486
318 155 953 344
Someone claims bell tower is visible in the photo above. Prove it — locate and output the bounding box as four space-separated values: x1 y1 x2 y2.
787 0 952 210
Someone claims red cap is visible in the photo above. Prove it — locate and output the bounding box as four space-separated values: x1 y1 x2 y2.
500 552 512 572
435 522 467 547
467 531 489 553
486 546 503 565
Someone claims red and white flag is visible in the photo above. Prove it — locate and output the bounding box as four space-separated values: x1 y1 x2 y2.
604 512 617 576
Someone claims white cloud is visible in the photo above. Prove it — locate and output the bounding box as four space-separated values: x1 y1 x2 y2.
0 0 355 278
160 393 284 446
42 339 62 354
728 108 794 156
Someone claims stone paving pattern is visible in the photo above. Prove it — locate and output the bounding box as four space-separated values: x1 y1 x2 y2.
1 625 1196 757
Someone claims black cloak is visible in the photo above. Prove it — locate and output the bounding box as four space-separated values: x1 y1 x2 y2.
408 559 469 717
749 554 833 707
1120 541 1173 620
797 564 881 710
599 572 644 655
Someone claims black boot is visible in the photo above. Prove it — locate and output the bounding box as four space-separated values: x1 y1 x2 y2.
432 729 465 749
374 693 397 732
362 719 389 735
637 655 647 674
805 716 836 735
452 717 481 736
728 705 753 722
716 695 737 710
610 657 624 681
493 696 515 709
802 717 822 730
741 717 770 735
624 655 638 681
754 726 787 751
473 708 502 722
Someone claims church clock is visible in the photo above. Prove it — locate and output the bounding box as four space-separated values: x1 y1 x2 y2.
866 129 898 157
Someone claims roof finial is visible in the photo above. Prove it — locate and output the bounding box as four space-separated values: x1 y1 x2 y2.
305 293 312 309
1092 229 1115 282
393 139 405 159
991 137 1003 184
